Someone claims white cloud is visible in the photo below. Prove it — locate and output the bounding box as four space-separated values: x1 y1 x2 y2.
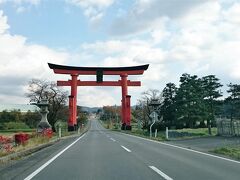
82 39 165 63
16 6 26 13
110 0 208 36
179 1 221 25
68 0 113 8
77 87 118 107
0 0 40 5
16 0 40 5
0 11 69 104
0 0 41 13
162 1 240 82
223 2 240 24
0 10 9 34
66 0 114 23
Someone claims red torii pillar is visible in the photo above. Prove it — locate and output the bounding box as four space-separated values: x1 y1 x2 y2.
121 74 131 130
68 74 78 131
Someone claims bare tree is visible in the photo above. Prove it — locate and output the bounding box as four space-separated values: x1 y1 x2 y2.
26 79 68 131
142 89 161 101
135 89 163 129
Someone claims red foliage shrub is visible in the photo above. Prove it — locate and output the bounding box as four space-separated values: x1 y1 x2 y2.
14 133 29 145
42 128 53 138
0 135 14 153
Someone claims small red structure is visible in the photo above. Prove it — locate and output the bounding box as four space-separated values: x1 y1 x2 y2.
48 63 148 131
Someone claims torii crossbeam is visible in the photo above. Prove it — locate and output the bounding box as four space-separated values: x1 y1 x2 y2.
48 63 149 131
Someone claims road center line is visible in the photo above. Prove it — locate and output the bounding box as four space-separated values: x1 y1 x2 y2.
110 138 116 142
121 133 240 164
149 166 173 180
121 145 131 152
24 134 86 180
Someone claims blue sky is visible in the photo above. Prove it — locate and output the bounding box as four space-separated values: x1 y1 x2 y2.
1 0 135 49
0 0 240 106
2 0 105 48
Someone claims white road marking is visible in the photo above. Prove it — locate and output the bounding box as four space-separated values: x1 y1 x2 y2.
121 145 131 152
110 138 116 142
24 134 86 180
149 166 173 180
121 133 240 164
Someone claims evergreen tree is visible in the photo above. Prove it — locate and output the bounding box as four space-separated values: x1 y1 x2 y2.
175 74 204 128
161 83 177 127
23 111 41 128
201 75 223 135
226 83 240 120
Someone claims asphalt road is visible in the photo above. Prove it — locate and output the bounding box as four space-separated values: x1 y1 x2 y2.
3 119 240 180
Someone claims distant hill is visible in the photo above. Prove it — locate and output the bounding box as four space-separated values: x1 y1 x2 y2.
0 104 39 112
79 106 102 113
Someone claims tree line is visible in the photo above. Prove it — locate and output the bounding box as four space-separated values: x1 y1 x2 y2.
0 79 88 131
135 73 240 134
0 110 40 130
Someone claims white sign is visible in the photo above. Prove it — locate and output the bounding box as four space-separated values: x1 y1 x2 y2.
150 111 158 119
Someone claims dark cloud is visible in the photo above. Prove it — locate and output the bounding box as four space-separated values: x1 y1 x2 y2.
110 0 208 36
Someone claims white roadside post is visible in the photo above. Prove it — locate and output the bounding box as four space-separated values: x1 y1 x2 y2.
58 125 62 138
155 129 158 138
166 127 168 140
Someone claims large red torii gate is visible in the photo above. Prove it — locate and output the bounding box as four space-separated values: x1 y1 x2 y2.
48 63 149 131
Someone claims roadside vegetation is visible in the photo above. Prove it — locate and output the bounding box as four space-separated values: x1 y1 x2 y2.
0 119 89 158
101 120 165 140
169 128 218 139
100 120 217 141
0 79 90 158
0 132 53 157
211 146 240 160
100 120 165 141
0 110 40 131
99 73 240 140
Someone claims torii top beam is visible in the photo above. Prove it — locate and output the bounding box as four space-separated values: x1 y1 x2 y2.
48 63 149 75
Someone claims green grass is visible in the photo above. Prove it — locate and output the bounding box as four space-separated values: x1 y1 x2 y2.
0 132 15 137
101 120 218 141
0 131 34 138
125 128 166 141
0 129 35 133
211 146 240 160
174 128 217 136
101 120 166 141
